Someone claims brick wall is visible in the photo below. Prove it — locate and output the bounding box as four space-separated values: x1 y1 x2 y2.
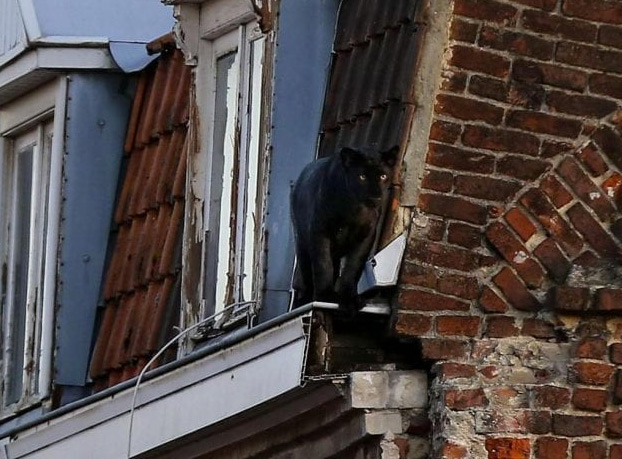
396 0 622 457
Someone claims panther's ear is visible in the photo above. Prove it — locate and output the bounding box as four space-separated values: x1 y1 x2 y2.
339 147 362 169
381 146 399 168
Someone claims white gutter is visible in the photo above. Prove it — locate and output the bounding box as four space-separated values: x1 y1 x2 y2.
38 76 67 399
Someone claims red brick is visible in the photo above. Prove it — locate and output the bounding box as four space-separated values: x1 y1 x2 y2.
520 188 583 257
399 289 470 312
486 315 518 337
442 442 468 459
455 175 521 202
454 0 518 24
596 288 622 312
497 155 550 181
436 93 504 125
533 385 571 410
572 362 614 386
437 315 481 337
574 338 607 361
438 273 480 300
528 410 553 434
563 0 622 25
505 208 537 242
590 73 622 99
437 362 477 381
450 18 479 43
572 441 606 459
427 143 495 173
421 338 468 360
430 120 462 144
477 410 532 434
593 126 622 171
400 262 437 289
479 26 554 60
447 222 481 249
513 59 588 92
493 267 541 311
567 203 621 259
573 388 608 412
533 239 571 283
462 124 540 156
557 158 616 220
614 370 622 404
548 91 618 118
535 437 568 459
607 410 622 438
449 45 511 80
468 75 509 102
407 240 482 272
611 343 622 365
552 286 591 312
540 175 573 208
541 140 573 158
422 169 453 192
419 193 489 225
557 42 622 74
602 173 622 206
442 70 468 92
512 0 556 10
395 313 432 336
486 222 545 287
506 110 583 138
552 414 603 436
611 444 622 457
600 25 622 49
522 9 597 43
479 287 509 313
485 438 530 459
522 318 556 339
427 218 446 241
445 388 487 410
576 142 609 177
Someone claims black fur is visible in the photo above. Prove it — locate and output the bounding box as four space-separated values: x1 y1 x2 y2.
290 146 398 310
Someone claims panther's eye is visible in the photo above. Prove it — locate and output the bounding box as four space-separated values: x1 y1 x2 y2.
359 174 367 181
379 174 388 181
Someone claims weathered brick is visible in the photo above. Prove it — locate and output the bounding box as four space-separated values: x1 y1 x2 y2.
563 0 622 25
427 218 446 241
513 59 587 92
552 286 591 312
441 442 468 459
493 267 541 311
438 273 480 300
574 337 607 360
535 437 568 459
442 70 468 92
395 313 433 336
573 388 608 412
486 222 545 287
552 414 603 436
399 289 470 312
567 203 621 259
606 410 622 438
576 142 609 177
455 175 521 202
400 263 437 289
445 388 487 410
407 239 482 272
533 239 571 283
437 315 481 337
522 318 556 339
462 124 540 156
479 26 554 60
436 362 477 381
512 0 556 10
436 93 504 125
468 75 508 102
615 370 622 404
595 288 622 312
479 286 509 313
611 343 622 365
454 0 518 25
541 140 573 158
590 73 622 99
572 362 614 386
557 157 616 220
505 208 537 242
506 110 583 138
600 25 622 49
557 42 622 74
485 438 530 459
427 143 495 173
572 441 606 459
430 119 462 144
602 174 622 206
540 175 573 208
509 81 545 110
450 18 479 43
611 444 622 458
520 188 583 257
486 315 518 338
419 193 489 225
449 44 511 80
593 126 622 171
421 338 468 360
447 222 481 249
497 155 550 181
522 9 597 43
533 386 571 410
422 169 453 192
527 410 552 434
547 91 618 118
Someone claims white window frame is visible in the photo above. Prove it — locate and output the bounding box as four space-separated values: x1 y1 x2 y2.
201 21 265 328
0 120 54 414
